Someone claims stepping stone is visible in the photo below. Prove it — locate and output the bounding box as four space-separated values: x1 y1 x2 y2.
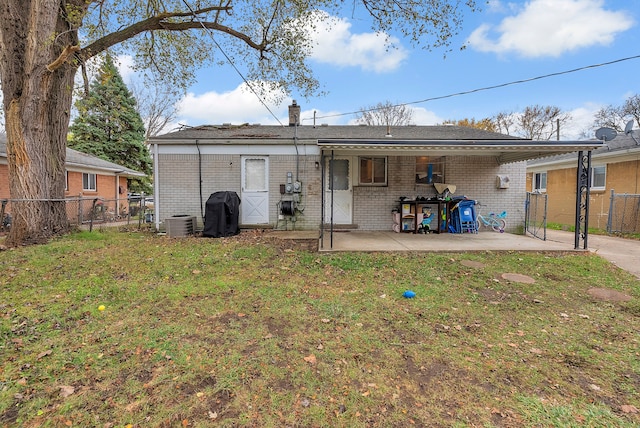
587 287 632 302
501 273 535 284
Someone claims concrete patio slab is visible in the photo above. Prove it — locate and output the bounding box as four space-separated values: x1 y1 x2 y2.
318 230 574 253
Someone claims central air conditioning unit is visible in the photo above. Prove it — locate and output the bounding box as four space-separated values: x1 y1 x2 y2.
165 215 196 237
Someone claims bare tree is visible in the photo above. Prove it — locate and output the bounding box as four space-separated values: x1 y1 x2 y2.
356 101 414 126
492 111 517 136
131 82 180 139
592 94 640 132
516 105 570 140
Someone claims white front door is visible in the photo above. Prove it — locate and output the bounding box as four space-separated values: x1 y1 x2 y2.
241 156 269 224
324 157 353 224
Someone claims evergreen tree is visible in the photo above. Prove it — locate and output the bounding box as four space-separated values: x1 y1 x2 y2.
69 55 152 193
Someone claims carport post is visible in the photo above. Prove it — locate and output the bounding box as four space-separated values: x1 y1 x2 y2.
574 150 591 250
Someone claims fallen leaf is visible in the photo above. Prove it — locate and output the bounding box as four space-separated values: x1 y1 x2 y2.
59 385 75 398
208 411 218 419
303 354 317 364
361 390 370 397
37 350 52 360
620 405 638 414
237 313 246 317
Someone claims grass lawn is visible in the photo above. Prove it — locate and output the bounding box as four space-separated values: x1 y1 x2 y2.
1 229 639 427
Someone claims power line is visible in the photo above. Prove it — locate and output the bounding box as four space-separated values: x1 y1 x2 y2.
305 54 640 122
179 0 284 126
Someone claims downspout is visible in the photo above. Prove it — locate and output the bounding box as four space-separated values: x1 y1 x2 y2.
294 119 300 181
330 150 335 248
153 143 160 231
196 139 204 225
320 152 325 249
115 173 121 215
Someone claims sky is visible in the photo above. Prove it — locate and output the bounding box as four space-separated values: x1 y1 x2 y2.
119 0 640 140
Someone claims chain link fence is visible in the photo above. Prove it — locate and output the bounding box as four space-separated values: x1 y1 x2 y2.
525 192 548 240
607 190 640 234
0 195 154 234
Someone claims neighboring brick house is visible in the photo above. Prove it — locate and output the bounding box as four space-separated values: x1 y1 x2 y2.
527 134 640 230
1 134 146 218
149 103 602 235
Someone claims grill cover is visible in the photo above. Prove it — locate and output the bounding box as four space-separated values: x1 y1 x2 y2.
203 191 241 238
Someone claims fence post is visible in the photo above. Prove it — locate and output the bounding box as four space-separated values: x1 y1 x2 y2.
0 200 7 232
607 189 615 233
77 194 83 226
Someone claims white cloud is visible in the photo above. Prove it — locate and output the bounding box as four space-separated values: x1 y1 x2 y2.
468 0 634 57
564 102 602 140
114 55 136 83
305 11 408 72
410 107 444 125
300 109 346 126
176 82 290 126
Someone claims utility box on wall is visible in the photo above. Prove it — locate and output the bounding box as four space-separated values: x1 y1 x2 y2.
496 174 510 189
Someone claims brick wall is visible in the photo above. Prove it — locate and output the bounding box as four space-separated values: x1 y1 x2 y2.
353 156 525 232
157 153 323 230
158 153 526 232
0 164 8 199
528 158 640 229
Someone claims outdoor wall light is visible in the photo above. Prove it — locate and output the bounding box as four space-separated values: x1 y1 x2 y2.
315 161 320 169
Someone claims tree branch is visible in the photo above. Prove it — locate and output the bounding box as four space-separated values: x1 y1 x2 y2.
78 6 266 61
46 45 81 72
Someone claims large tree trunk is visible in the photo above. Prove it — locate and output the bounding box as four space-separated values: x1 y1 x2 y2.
0 1 80 246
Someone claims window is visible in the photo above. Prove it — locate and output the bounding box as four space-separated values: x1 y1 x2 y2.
65 171 69 191
416 156 445 184
533 172 547 192
83 173 96 191
358 157 387 186
590 166 606 190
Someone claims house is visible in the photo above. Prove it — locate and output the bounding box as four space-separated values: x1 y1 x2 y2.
0 134 146 220
527 133 640 230
149 103 602 238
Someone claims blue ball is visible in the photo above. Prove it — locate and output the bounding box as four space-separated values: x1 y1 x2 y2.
403 290 416 298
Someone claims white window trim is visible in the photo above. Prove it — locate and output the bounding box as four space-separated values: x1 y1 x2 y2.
533 172 547 193
83 173 97 191
590 165 606 191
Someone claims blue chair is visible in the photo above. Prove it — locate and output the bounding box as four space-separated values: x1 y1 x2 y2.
458 200 477 233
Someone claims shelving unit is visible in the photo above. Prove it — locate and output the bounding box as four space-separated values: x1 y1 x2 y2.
397 200 447 234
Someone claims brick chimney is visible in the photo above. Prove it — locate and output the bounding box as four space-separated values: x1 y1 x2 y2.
288 100 301 126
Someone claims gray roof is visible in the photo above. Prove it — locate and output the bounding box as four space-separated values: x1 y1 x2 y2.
528 134 640 166
150 124 525 141
150 124 604 165
0 134 146 177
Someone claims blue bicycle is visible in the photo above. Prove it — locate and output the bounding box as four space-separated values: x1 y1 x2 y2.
475 205 507 232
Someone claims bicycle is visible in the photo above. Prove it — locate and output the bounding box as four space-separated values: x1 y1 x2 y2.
475 204 507 232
